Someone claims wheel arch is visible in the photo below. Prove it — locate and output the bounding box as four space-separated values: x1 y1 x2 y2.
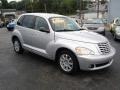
55 47 77 61
12 35 19 43
55 47 80 73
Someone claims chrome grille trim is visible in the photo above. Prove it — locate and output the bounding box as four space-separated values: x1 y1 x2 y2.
98 42 110 55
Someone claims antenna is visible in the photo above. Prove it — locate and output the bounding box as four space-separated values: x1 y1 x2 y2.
53 19 56 41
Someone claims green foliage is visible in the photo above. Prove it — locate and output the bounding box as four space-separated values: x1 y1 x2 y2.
1 0 9 9
7 0 88 15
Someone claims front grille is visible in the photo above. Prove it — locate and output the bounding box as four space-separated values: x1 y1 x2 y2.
98 42 110 55
87 27 98 30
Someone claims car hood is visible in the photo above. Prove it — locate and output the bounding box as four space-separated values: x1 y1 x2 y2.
55 30 108 43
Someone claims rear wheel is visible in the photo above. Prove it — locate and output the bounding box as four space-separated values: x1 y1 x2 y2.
57 50 79 74
13 38 24 54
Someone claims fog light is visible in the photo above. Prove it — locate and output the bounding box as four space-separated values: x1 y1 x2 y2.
89 64 94 68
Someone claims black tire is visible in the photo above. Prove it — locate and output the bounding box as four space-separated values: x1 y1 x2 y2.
13 38 24 54
57 50 79 74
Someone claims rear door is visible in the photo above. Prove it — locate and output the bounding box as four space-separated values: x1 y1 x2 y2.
17 15 36 46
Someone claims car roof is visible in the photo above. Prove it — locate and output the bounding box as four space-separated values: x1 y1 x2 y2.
21 13 66 19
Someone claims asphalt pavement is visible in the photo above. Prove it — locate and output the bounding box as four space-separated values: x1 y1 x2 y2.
0 28 120 90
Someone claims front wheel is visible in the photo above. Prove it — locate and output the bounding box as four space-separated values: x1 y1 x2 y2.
13 38 24 54
57 50 79 74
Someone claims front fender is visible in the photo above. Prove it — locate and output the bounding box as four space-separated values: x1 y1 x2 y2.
46 38 99 60
46 39 81 60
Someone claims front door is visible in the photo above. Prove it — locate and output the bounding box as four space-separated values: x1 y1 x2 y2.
32 16 54 54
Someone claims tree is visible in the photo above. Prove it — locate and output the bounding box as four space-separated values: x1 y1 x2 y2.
1 0 9 9
9 1 17 9
6 0 89 15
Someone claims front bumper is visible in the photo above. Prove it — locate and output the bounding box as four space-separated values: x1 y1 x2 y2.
77 47 116 70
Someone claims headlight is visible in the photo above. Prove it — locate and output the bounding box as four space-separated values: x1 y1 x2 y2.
75 47 95 55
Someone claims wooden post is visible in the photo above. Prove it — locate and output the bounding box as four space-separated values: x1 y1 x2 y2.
97 0 100 18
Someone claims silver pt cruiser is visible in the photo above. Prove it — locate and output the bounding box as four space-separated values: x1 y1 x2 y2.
11 13 116 74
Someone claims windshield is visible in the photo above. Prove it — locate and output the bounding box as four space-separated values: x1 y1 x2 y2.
84 19 103 24
49 17 81 32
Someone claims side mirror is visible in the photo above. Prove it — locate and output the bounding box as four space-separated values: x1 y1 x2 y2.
39 27 50 33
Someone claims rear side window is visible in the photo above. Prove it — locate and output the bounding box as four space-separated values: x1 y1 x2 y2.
22 15 35 29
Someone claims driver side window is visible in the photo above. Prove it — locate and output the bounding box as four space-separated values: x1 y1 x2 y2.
34 17 49 30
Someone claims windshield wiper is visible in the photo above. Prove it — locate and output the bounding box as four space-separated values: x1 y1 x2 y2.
79 28 86 30
86 23 100 24
56 29 80 32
